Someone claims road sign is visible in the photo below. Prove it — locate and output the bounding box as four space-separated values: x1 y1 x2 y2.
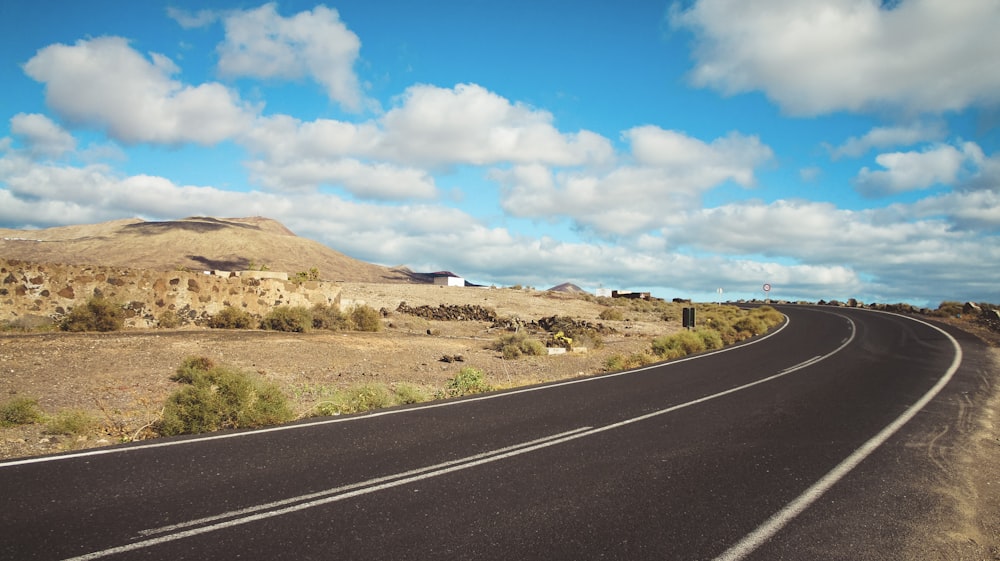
763 283 771 292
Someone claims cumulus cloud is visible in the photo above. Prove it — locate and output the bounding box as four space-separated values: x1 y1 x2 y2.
216 3 368 112
854 142 979 197
245 158 438 200
378 84 615 167
238 84 614 197
9 113 76 157
495 127 773 236
23 36 255 145
828 121 947 159
672 0 1000 115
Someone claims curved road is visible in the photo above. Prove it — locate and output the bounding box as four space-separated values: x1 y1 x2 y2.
0 305 991 560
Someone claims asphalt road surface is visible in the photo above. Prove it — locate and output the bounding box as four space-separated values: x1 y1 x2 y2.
1 305 989 560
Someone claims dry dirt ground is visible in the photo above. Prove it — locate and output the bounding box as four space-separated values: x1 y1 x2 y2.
2 284 998 559
1 283 663 458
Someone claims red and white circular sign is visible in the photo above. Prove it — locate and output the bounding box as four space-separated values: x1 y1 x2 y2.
763 283 771 292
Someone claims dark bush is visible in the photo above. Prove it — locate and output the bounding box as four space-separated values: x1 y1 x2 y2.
208 306 257 329
261 306 313 332
60 297 124 332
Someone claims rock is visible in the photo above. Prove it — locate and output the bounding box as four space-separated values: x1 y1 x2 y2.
964 302 982 315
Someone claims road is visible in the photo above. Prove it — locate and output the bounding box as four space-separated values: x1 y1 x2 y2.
0 305 989 560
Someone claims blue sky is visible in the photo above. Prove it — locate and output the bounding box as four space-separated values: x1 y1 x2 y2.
2 1 999 306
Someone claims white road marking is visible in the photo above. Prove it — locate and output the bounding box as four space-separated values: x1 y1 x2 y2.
62 314 858 561
0 312 793 469
711 313 963 561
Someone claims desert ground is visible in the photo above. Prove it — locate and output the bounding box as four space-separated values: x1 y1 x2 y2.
0 283 665 458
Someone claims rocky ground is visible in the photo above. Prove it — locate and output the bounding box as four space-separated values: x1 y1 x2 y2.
1 284 998 559
0 283 663 458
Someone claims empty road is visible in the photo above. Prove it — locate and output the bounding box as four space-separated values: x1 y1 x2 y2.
1 305 989 560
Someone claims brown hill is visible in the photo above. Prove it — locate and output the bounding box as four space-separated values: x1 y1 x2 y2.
0 216 413 283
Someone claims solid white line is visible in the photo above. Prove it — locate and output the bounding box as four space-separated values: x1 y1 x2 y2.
0 312 793 468
137 426 594 537
711 313 964 561
63 314 853 561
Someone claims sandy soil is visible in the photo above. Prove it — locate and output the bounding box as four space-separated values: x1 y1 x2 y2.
0 284 663 458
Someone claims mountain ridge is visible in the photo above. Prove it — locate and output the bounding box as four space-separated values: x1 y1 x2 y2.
0 216 415 283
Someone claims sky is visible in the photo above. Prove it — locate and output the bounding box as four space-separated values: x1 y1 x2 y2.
2 0 999 306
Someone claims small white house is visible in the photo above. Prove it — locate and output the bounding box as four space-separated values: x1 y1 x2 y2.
433 275 465 287
595 288 613 297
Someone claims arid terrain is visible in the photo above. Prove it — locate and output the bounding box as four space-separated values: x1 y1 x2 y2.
0 282 665 459
2 217 998 558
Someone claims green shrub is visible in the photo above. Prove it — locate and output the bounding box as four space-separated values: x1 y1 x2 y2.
158 358 293 436
439 367 492 398
598 308 625 321
604 352 656 372
209 306 257 329
0 396 43 427
695 328 724 351
261 306 313 332
393 383 429 405
492 332 547 359
157 310 181 328
652 330 708 360
348 305 382 332
44 409 97 436
311 303 349 330
60 297 124 332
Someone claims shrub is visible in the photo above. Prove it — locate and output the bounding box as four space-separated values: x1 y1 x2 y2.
158 358 293 436
439 367 492 398
0 396 43 427
60 297 124 332
311 303 349 330
651 330 709 360
261 306 313 332
604 352 657 372
209 306 257 329
492 332 547 359
157 310 181 328
598 308 625 321
348 305 382 332
44 409 97 436
393 383 428 405
338 383 396 414
695 328 724 351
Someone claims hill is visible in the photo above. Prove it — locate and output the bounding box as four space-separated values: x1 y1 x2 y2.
0 216 414 283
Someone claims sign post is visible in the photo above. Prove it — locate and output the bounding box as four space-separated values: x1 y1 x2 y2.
763 283 771 303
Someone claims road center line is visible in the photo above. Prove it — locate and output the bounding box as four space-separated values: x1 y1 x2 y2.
64 314 855 561
711 312 964 561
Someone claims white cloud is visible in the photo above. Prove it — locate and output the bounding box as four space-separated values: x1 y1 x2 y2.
495 127 773 236
245 158 438 200
828 121 947 159
854 142 978 197
166 6 219 29
673 0 1000 115
238 84 615 197
217 3 368 112
9 113 76 157
23 36 255 145
377 84 615 167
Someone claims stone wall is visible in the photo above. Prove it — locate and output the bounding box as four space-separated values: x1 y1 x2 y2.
0 259 341 328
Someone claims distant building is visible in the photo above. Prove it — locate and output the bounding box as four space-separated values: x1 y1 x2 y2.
432 272 465 287
595 288 613 298
612 290 651 300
